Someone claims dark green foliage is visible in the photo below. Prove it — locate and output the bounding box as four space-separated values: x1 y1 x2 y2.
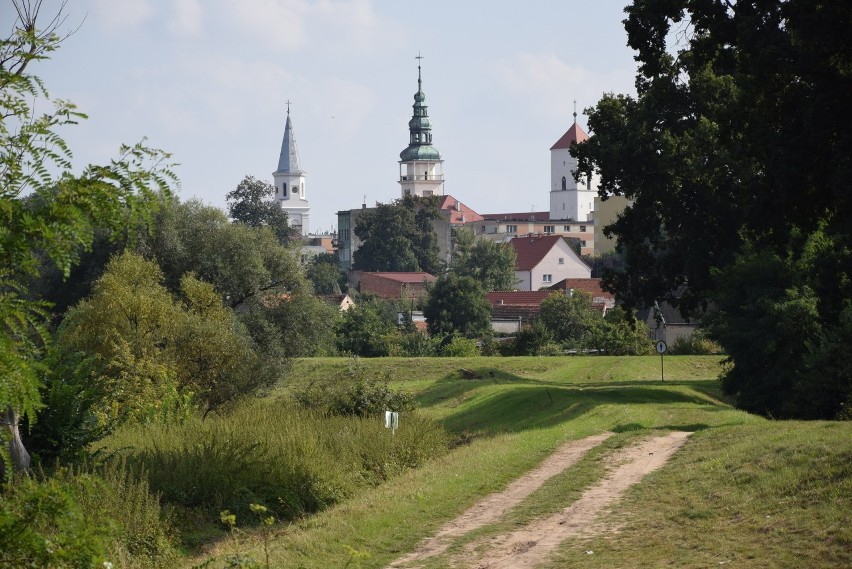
23 351 109 466
510 322 557 356
423 273 491 339
226 176 293 244
352 195 442 274
336 301 393 357
574 0 852 417
451 228 517 291
596 307 655 356
307 252 346 294
240 292 339 358
538 291 601 349
707 232 852 419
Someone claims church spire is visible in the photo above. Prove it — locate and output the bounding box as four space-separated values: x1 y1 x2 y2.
400 54 440 162
398 54 445 198
276 100 302 174
273 102 310 235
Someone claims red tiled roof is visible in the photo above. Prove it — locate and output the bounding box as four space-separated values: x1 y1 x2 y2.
487 290 558 306
548 278 614 301
438 195 484 224
510 235 565 270
550 122 589 150
479 211 551 222
365 272 437 283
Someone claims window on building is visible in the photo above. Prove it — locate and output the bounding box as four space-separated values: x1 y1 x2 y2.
558 257 564 265
283 185 287 197
543 274 553 283
544 225 554 234
561 176 567 190
580 225 587 232
581 240 587 247
506 225 517 233
564 225 571 232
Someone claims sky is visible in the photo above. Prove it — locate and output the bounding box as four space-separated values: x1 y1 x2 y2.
8 0 639 234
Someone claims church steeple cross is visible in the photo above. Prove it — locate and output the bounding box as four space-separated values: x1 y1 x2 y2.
286 99 292 115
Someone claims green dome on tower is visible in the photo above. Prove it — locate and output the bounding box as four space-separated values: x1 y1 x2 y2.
400 61 440 162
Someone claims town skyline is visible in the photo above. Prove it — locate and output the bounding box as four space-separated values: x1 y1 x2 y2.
14 1 639 232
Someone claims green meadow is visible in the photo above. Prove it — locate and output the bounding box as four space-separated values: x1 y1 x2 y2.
176 355 851 568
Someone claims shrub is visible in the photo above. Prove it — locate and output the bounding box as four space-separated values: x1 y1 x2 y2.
669 330 724 355
0 476 110 568
510 323 555 356
292 358 416 417
440 336 480 357
63 461 178 569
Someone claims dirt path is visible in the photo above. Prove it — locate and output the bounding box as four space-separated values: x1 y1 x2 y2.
463 431 692 569
386 432 613 568
387 431 691 569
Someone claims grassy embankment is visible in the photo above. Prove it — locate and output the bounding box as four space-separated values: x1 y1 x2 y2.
182 356 850 568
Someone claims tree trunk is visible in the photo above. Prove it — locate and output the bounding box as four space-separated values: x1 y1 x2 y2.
1 407 30 481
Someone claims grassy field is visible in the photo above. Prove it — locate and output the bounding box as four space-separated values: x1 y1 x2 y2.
187 356 851 568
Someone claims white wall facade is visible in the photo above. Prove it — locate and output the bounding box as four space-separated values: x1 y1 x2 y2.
274 170 310 235
399 160 445 197
514 239 592 291
549 147 597 222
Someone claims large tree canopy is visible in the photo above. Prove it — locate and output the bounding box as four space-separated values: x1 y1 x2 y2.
574 0 851 418
352 196 442 274
1 2 176 476
450 228 517 291
226 175 293 244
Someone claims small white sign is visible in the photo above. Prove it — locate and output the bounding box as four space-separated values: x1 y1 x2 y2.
385 411 399 434
655 340 667 354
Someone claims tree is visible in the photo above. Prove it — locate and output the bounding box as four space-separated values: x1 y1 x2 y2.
537 291 602 351
573 0 852 417
226 175 293 244
423 273 491 339
451 228 517 291
145 199 304 308
352 196 442 274
1 2 176 477
307 252 345 295
56 252 281 421
336 301 392 357
240 291 339 358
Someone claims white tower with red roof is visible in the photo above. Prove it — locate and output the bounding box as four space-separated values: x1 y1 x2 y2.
549 106 596 222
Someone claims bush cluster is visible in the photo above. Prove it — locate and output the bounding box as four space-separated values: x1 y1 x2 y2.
101 399 447 522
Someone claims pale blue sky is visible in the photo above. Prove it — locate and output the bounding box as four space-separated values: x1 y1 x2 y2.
9 0 638 233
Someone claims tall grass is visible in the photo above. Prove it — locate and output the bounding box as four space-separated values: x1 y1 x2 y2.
100 399 448 523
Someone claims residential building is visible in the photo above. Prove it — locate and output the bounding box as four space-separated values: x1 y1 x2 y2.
487 290 556 332
472 212 594 255
548 278 615 313
353 271 437 300
511 234 591 291
591 195 630 255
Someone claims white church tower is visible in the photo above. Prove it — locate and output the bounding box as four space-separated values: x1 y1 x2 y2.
273 103 310 235
549 106 596 222
399 56 445 198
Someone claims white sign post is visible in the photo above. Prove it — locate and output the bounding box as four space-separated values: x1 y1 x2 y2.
655 340 667 382
385 411 399 435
